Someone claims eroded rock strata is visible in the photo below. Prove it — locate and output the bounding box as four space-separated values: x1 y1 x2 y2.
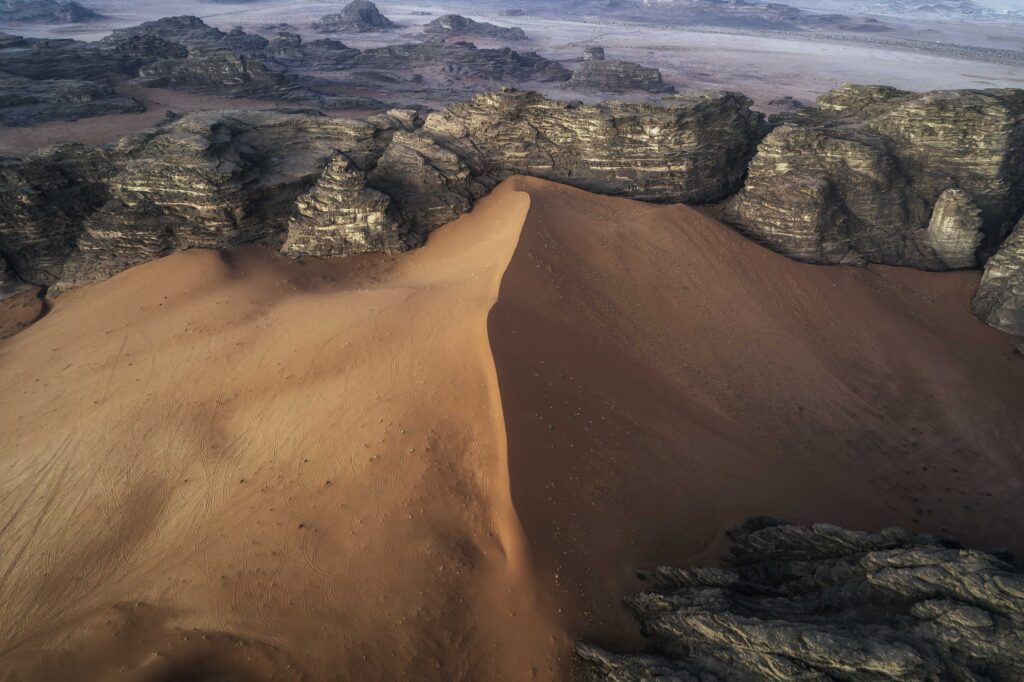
0 73 144 127
578 517 1024 682
313 0 395 33
567 52 673 93
973 216 1024 336
725 85 1024 269
0 0 101 24
0 89 765 291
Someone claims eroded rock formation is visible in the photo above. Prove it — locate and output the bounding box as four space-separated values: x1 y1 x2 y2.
567 52 673 93
314 0 395 33
0 89 765 291
0 73 144 127
725 85 1024 269
423 15 527 41
578 517 1024 681
973 216 1024 336
0 0 100 23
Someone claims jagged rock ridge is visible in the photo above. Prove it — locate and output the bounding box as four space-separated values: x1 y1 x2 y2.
578 517 1024 681
0 0 101 23
724 85 1024 270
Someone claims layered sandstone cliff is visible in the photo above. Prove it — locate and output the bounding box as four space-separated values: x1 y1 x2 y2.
724 85 1024 270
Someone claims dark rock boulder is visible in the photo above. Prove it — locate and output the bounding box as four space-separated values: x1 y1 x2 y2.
423 14 527 41
0 0 101 24
725 85 1024 269
313 0 395 33
973 215 1024 335
578 517 1024 682
219 27 270 56
265 32 359 69
0 72 144 127
582 46 605 61
567 55 673 93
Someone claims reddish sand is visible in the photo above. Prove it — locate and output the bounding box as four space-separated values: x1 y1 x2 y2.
1 177 1022 679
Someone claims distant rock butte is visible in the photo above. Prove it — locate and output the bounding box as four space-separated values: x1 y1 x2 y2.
725 85 1024 270
314 0 395 33
973 215 1024 336
567 50 673 93
579 517 1024 681
423 15 527 41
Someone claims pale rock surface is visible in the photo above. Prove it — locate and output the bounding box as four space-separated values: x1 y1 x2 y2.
281 156 410 258
973 216 1024 335
579 517 1024 682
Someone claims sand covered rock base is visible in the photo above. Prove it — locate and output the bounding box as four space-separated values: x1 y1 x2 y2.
579 517 1024 681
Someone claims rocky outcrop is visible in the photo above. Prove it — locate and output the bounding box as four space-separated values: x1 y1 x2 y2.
0 35 175 82
0 144 114 285
347 42 570 85
281 156 411 258
55 110 395 290
0 73 144 127
0 0 100 23
387 89 765 230
973 216 1024 335
265 33 359 69
578 517 1024 682
725 85 1024 269
423 15 527 41
567 55 673 93
134 49 292 96
313 0 395 33
582 46 605 61
102 16 228 49
0 89 766 290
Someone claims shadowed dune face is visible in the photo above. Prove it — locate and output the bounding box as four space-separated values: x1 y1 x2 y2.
488 178 1024 647
0 177 1023 679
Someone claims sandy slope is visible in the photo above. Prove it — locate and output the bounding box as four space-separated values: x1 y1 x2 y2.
1 176 1023 679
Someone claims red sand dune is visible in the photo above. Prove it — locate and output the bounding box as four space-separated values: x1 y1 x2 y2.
0 177 1022 680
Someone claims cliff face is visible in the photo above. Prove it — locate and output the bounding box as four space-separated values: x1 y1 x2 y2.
579 518 1024 682
0 89 766 292
973 216 1024 335
725 85 1024 270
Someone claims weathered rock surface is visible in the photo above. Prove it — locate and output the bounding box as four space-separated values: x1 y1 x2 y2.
313 0 395 33
0 143 114 285
0 35 174 82
0 0 100 23
102 15 228 49
725 85 1024 269
578 517 1024 682
281 156 411 258
265 32 359 69
0 89 766 290
583 45 605 61
54 109 395 291
567 56 673 93
973 215 1024 335
134 49 291 96
387 89 764 230
0 73 144 126
423 14 527 41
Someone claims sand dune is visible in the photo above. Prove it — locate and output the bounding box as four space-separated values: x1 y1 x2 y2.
1 177 1023 679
